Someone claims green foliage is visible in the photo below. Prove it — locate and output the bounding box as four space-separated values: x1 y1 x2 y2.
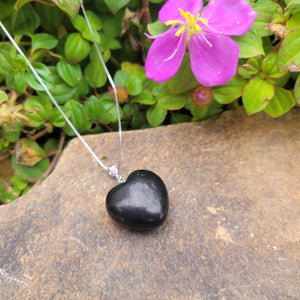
104 0 130 14
65 33 91 63
32 33 58 51
278 27 300 72
50 0 79 18
207 0 300 117
0 0 300 202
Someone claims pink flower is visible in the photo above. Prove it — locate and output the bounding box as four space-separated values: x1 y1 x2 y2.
145 0 256 87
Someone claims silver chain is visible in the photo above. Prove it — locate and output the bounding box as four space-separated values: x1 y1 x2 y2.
0 2 124 182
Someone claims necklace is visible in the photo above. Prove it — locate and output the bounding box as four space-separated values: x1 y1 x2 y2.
0 1 169 230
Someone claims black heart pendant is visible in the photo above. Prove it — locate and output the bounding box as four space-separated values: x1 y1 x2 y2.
106 170 169 230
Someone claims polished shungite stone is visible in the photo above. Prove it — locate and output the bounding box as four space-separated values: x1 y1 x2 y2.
106 170 169 230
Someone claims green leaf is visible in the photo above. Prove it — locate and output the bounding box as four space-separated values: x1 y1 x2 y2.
94 0 109 13
25 96 52 115
114 70 129 87
15 0 34 11
294 74 300 105
125 74 143 96
0 188 16 203
15 138 45 166
268 73 290 87
171 113 192 124
285 0 300 10
0 43 14 75
35 3 63 34
2 121 23 143
44 138 59 154
213 76 247 104
37 67 77 105
12 156 50 181
167 54 198 94
63 100 92 136
103 13 123 37
252 0 283 37
190 103 208 121
84 60 107 88
9 175 28 196
0 90 8 101
122 103 134 120
104 0 130 14
151 82 165 97
233 29 265 58
121 62 146 78
158 94 189 110
146 104 167 127
84 95 108 124
131 91 156 105
48 109 66 127
71 14 101 44
286 11 300 31
24 96 65 127
86 11 103 30
89 44 110 63
149 0 164 3
50 0 79 18
57 59 82 87
14 72 27 93
131 111 147 129
72 77 89 100
101 99 123 123
14 4 40 36
238 56 262 78
0 2 14 20
264 87 296 117
262 52 288 78
5 72 18 93
32 33 58 51
105 37 122 50
278 27 300 72
147 19 167 36
13 55 27 71
25 63 54 91
65 33 91 63
242 77 275 114
24 96 53 126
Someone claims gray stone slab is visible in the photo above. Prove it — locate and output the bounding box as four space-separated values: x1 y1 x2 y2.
0 108 299 299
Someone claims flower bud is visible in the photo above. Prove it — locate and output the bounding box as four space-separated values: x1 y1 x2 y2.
190 85 213 107
109 86 129 104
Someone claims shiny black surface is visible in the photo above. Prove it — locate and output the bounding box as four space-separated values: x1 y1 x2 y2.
106 170 169 230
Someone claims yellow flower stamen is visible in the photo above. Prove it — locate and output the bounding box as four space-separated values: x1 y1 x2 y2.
164 8 209 37
195 24 202 32
175 27 185 37
165 20 185 26
179 9 189 21
199 17 208 25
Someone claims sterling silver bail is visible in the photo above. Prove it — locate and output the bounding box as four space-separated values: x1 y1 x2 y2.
108 165 126 183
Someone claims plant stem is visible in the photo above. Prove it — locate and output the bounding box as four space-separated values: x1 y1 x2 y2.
40 130 66 181
0 152 11 161
143 0 151 26
41 150 57 159
29 127 49 140
33 0 55 6
48 50 62 59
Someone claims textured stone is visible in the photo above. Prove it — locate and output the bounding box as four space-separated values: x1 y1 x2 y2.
0 108 299 299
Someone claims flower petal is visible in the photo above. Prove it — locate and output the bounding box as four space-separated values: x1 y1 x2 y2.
189 33 239 87
145 28 187 83
201 0 257 36
159 0 203 24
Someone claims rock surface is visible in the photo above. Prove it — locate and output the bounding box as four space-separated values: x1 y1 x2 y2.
0 108 299 299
